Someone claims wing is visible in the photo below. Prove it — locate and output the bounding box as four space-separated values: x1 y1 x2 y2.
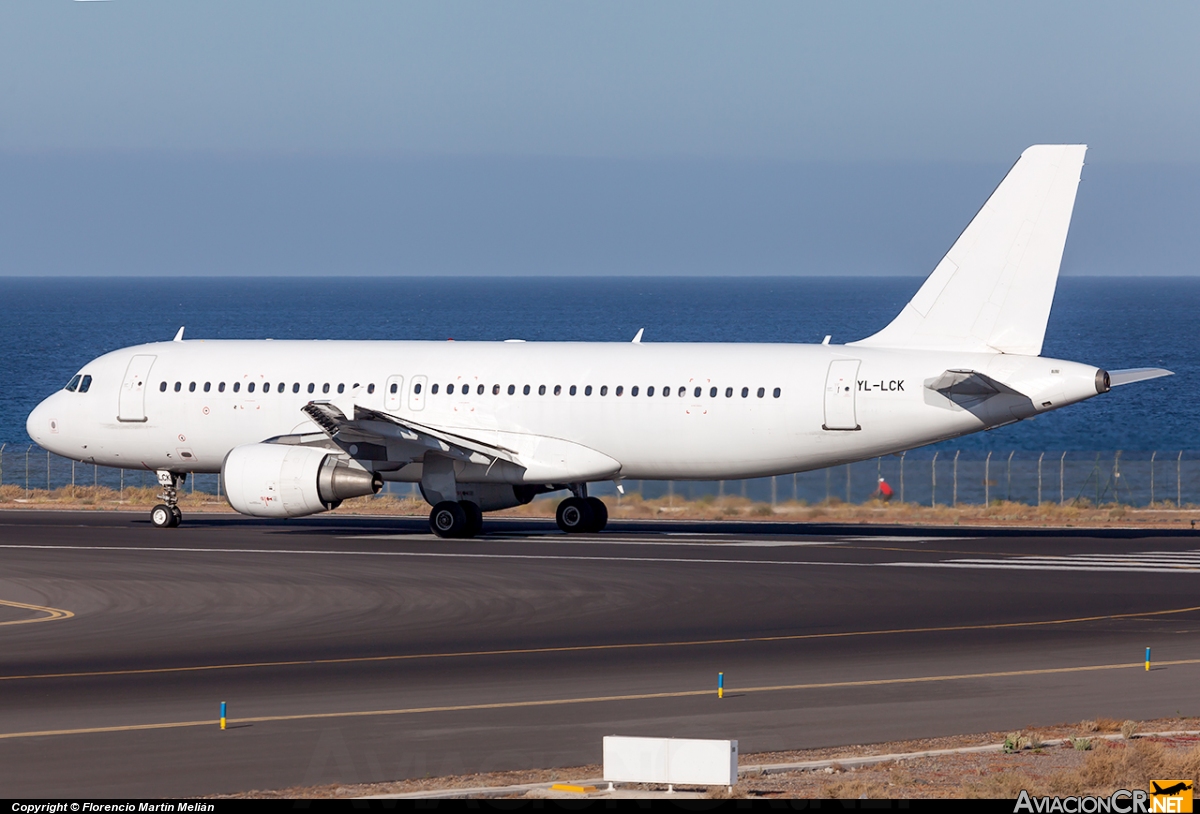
292 400 621 483
300 401 517 467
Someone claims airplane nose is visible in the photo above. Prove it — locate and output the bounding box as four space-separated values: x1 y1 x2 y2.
26 397 55 447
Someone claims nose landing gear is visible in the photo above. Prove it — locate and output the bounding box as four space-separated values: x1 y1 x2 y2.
151 471 183 528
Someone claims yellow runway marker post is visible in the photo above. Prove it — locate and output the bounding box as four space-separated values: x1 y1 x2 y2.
220 701 226 730
1146 647 1152 672
718 672 724 699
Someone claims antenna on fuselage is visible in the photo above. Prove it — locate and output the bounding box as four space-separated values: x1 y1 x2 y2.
173 327 185 342
632 328 644 344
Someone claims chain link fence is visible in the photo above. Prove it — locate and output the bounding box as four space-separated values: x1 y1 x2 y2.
2 444 1198 508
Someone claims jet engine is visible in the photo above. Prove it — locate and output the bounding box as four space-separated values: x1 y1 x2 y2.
221 443 381 518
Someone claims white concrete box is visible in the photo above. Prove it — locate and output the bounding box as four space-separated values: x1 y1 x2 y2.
603 736 738 787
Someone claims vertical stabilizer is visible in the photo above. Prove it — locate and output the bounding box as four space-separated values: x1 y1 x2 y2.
851 144 1086 355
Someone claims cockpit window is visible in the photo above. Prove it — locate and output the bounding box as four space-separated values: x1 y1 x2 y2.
65 375 81 392
78 375 93 393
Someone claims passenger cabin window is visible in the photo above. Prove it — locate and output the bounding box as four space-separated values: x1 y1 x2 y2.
476 384 484 395
78 375 92 393
493 384 501 395
725 387 733 398
569 385 577 396
389 383 398 394
367 383 375 394
523 385 530 395
507 385 515 395
710 387 717 398
448 384 456 395
337 384 345 394
600 385 608 396
693 387 701 398
647 386 655 396
293 383 300 393
615 386 623 396
204 382 211 392
553 385 561 396
773 387 781 398
308 383 315 393
233 382 241 393
322 383 330 394
65 375 81 392
248 382 256 393
264 382 270 393
432 384 440 394
277 383 284 393
174 382 182 392
585 385 593 396
631 386 639 396
678 386 686 397
159 382 167 392
757 387 765 398
219 382 226 392
538 385 546 395
414 383 423 394
189 382 196 392
662 386 669 397
741 387 749 398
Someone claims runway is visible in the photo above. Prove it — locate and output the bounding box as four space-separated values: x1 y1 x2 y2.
3 510 1200 797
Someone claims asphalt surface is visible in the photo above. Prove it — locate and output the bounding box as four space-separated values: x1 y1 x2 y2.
3 509 1200 797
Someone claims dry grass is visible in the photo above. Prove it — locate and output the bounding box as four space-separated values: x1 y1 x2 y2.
0 485 1197 529
964 741 1200 798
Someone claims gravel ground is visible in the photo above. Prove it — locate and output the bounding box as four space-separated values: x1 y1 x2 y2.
216 717 1200 799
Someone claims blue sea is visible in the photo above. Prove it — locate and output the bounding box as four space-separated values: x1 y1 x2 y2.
0 276 1194 455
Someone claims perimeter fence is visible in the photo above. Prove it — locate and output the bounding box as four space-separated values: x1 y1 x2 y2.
2 444 1199 509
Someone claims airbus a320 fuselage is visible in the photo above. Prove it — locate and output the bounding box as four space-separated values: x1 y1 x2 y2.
26 145 1171 537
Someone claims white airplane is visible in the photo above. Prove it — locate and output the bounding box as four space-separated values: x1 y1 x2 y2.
26 145 1171 537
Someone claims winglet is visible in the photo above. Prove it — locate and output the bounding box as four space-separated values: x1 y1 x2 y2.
173 327 185 342
632 328 644 344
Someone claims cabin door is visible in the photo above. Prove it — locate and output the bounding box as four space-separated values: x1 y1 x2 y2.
823 359 861 431
118 354 156 422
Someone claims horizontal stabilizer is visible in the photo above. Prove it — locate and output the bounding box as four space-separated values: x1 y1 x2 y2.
925 369 1026 399
1108 367 1173 387
852 145 1086 355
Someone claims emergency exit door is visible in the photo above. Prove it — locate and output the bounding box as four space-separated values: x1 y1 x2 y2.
823 359 861 431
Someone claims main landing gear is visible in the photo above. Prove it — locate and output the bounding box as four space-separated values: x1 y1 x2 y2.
151 471 183 529
429 500 483 539
556 485 608 534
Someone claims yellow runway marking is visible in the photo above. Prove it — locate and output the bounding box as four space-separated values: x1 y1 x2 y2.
3 656 1198 742
2 605 1197 682
0 599 73 627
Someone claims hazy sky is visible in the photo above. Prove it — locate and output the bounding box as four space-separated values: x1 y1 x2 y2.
1 1 1197 275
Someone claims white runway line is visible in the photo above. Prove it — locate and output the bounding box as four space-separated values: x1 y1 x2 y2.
838 536 980 542
0 542 869 569
354 534 850 548
891 550 1200 574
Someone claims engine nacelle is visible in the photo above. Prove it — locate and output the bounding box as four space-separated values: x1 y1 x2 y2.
221 443 381 518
